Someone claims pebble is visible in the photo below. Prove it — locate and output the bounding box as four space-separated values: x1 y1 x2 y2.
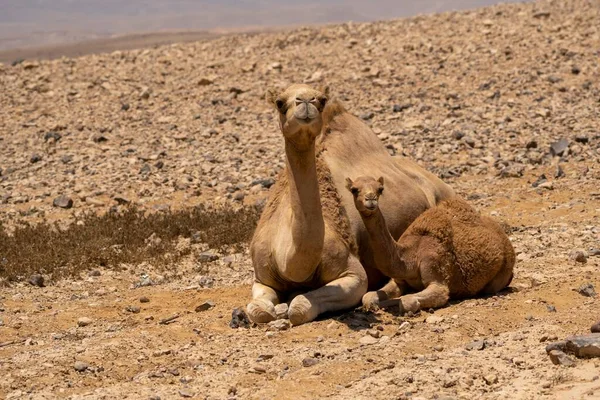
77 317 93 327
425 315 444 324
274 303 288 320
302 357 319 367
569 250 588 263
140 296 150 303
549 138 569 157
195 300 215 312
592 322 600 333
466 340 486 351
250 365 267 374
28 274 45 287
576 282 596 297
53 195 73 209
198 252 219 263
73 361 89 372
267 319 291 331
126 306 141 313
178 389 194 398
30 154 42 163
564 334 600 358
483 374 498 385
230 308 250 329
548 349 576 367
359 335 379 345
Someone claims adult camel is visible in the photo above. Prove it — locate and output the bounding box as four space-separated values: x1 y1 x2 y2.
247 84 454 325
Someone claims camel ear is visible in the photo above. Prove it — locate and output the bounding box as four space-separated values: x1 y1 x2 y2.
317 84 331 97
266 88 278 107
345 177 354 191
378 176 384 186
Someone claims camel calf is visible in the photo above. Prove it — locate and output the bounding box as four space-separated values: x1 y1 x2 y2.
346 176 515 313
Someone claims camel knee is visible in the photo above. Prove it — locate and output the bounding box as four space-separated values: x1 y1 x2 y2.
482 268 514 295
246 299 277 324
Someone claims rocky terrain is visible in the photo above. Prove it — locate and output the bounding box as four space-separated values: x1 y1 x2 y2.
1 0 600 399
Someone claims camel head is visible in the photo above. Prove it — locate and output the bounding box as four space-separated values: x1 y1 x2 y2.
266 84 329 151
346 176 385 217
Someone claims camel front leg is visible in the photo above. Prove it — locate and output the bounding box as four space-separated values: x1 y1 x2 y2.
380 282 449 313
362 279 406 310
247 282 281 323
288 255 368 326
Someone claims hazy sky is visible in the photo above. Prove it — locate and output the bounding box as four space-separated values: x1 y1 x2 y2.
0 0 526 50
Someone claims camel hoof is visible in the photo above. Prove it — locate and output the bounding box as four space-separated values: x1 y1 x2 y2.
288 295 318 326
361 291 381 310
246 299 277 324
399 297 420 314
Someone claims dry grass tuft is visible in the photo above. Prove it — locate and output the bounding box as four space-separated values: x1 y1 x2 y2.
0 205 261 282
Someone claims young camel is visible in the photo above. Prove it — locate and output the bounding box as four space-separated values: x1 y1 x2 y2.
346 176 515 313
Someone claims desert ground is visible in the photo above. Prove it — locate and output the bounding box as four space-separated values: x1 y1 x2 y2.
1 0 600 399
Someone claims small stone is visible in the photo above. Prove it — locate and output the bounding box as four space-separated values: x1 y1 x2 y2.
425 315 444 324
550 138 569 157
140 296 150 303
267 319 291 331
359 335 379 345
531 174 547 188
233 192 245 202
195 301 215 312
92 134 108 143
274 303 288 320
88 270 101 277
198 78 213 86
126 306 141 314
367 329 381 338
257 354 274 361
44 131 62 142
360 112 375 120
576 283 596 297
30 154 42 163
121 103 130 111
546 305 557 312
393 103 412 113
28 274 45 287
555 165 565 179
574 135 589 144
548 350 576 366
250 365 267 374
302 357 319 367
483 374 498 385
466 340 486 351
525 139 538 149
591 322 600 333
199 252 219 263
434 345 444 352
140 86 152 99
569 250 588 263
77 317 93 327
73 361 89 372
230 308 250 329
178 389 194 398
53 195 73 209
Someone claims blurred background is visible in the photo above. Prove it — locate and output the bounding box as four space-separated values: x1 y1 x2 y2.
0 1 524 53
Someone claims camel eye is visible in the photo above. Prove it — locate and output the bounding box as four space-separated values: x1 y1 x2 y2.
275 99 285 110
377 187 384 195
319 96 328 107
351 187 359 195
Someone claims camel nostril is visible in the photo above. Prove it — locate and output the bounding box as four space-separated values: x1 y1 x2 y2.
295 98 304 105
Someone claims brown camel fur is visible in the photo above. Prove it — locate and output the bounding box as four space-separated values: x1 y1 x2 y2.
346 176 515 313
248 84 455 325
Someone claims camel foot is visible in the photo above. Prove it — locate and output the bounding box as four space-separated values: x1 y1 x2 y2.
288 295 319 326
361 291 381 310
246 299 277 323
399 296 421 314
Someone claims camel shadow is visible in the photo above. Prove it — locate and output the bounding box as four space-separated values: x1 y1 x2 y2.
316 308 384 331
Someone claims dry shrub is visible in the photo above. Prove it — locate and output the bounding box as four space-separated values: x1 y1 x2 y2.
0 205 261 282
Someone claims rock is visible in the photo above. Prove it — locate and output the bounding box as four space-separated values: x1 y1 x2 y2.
250 365 266 374
198 78 213 86
525 139 537 149
425 315 444 324
359 335 379 345
393 103 412 113
360 112 375 120
230 308 250 329
550 138 569 157
195 301 215 312
267 319 291 331
569 250 587 263
274 303 288 320
28 274 45 287
88 269 101 277
463 136 476 147
73 361 89 372
302 357 319 367
589 249 600 257
367 329 381 338
576 283 596 297
199 252 219 263
198 276 215 288
92 134 108 143
574 135 589 144
564 334 600 358
546 304 557 312
591 322 600 333
233 192 245 202
53 195 73 209
531 174 547 188
77 317 93 327
44 131 62 142
548 350 576 367
466 340 486 351
140 86 152 99
178 389 194 398
140 296 150 303
555 164 565 179
30 154 42 163
483 374 498 385
126 306 141 313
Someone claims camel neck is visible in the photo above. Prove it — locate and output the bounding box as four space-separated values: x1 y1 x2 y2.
360 209 404 278
283 140 325 274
